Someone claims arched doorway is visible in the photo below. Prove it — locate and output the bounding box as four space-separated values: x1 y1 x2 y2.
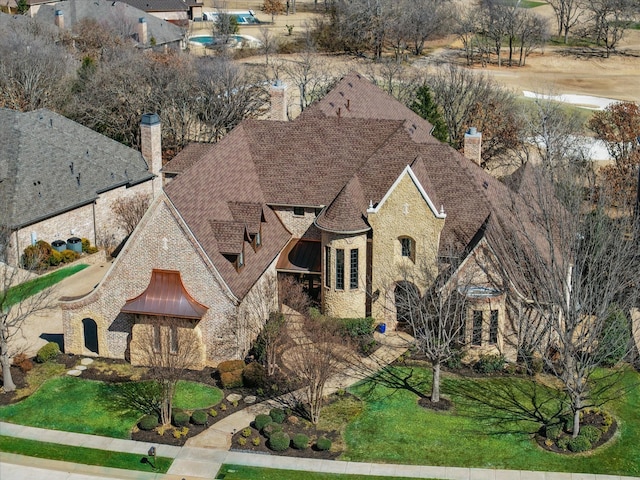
394 281 420 325
82 318 99 354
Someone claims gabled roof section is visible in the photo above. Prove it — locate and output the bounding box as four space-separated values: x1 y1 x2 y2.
315 175 370 234
368 165 447 219
162 143 211 175
121 269 208 319
209 220 246 255
228 201 263 235
302 71 438 144
0 108 152 229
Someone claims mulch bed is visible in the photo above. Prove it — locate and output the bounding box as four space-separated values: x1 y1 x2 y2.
535 412 618 454
418 396 453 411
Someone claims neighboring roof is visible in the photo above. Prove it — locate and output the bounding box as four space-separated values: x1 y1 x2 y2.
0 108 153 229
32 0 185 46
121 269 209 319
120 0 202 12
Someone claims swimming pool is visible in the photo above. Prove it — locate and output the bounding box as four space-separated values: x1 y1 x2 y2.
189 35 262 48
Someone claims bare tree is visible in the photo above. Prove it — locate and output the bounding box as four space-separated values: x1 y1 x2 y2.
583 0 637 57
283 48 337 114
111 193 151 236
258 27 278 66
130 320 203 426
0 234 55 393
548 0 584 43
492 166 639 438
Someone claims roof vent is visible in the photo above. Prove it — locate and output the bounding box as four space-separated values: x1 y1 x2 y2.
69 162 74 173
483 180 489 189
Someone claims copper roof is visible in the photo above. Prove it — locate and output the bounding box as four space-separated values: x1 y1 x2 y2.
276 239 321 273
121 269 209 319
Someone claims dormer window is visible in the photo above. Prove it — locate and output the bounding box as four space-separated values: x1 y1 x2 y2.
253 229 262 249
293 206 305 216
400 236 415 262
237 249 244 270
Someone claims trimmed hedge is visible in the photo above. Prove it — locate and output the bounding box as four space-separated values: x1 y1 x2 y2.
172 411 190 427
269 408 286 424
568 435 592 452
220 370 243 389
474 354 505 374
262 422 283 439
36 342 60 363
138 414 159 431
217 359 245 374
254 414 273 430
579 425 602 443
292 433 309 450
315 436 332 451
268 431 290 452
191 410 208 426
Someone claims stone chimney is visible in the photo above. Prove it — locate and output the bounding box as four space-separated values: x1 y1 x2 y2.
54 10 64 29
137 17 148 45
140 113 162 197
269 80 288 121
464 127 482 165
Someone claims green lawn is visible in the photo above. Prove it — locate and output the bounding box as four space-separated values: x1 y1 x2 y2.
343 366 640 476
216 465 438 480
0 376 223 438
0 435 172 473
173 380 223 410
5 264 89 306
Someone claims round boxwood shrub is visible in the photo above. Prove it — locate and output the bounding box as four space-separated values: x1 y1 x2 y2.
292 433 309 450
254 413 273 430
268 431 290 452
262 422 282 439
36 342 60 363
138 414 159 431
172 410 190 427
242 361 266 388
556 436 570 450
579 425 602 444
544 424 563 441
191 410 208 426
315 436 332 451
269 407 286 424
568 435 592 453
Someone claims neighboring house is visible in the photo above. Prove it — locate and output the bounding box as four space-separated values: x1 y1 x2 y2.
0 109 162 266
61 72 544 367
119 0 204 24
30 0 185 50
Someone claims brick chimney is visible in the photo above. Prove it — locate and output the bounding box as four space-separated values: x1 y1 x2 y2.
269 80 288 121
54 10 64 29
140 114 162 197
137 17 148 45
464 127 482 165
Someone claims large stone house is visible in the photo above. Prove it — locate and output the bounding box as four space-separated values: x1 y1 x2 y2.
0 109 162 266
62 72 540 367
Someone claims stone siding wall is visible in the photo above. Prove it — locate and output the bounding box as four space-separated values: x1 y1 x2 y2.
272 207 320 239
321 232 367 318
62 195 237 365
367 173 445 326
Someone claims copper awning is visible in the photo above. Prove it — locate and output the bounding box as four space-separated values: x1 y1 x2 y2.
121 269 208 319
276 239 321 274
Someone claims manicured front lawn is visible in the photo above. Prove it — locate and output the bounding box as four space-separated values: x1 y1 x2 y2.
216 465 438 480
0 376 223 438
5 264 89 306
0 435 172 473
343 366 640 476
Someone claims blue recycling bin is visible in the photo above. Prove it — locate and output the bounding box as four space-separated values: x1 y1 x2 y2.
378 323 386 334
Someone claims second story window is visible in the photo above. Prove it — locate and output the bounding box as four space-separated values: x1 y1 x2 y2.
325 246 331 288
293 206 305 216
237 250 244 270
400 236 415 262
350 249 358 289
336 249 344 290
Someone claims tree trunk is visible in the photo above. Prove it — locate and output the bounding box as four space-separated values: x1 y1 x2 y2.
572 407 581 438
0 336 16 393
431 362 441 403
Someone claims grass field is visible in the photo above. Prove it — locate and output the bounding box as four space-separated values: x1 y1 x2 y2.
173 380 223 410
0 435 172 473
4 263 89 306
343 366 640 476
216 465 439 480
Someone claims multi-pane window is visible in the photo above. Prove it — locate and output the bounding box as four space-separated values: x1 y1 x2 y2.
293 206 305 216
472 310 483 346
336 249 344 290
400 237 414 261
489 310 499 344
350 249 358 289
325 246 331 288
170 326 178 354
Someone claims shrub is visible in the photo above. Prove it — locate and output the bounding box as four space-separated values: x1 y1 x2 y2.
191 410 208 426
138 414 159 431
568 436 592 452
241 427 252 438
173 426 189 438
209 408 218 417
217 359 245 374
12 353 33 373
220 370 243 389
172 411 190 427
556 436 570 450
48 250 63 266
579 425 602 444
242 361 266 388
292 433 309 450
86 246 99 254
268 431 290 452
252 436 261 446
254 414 273 430
262 422 283 439
81 238 91 253
61 249 79 263
237 436 247 446
338 317 375 338
545 424 563 441
36 342 60 363
445 350 465 370
219 402 227 411
315 436 332 451
474 354 505 374
22 241 52 269
269 407 286 424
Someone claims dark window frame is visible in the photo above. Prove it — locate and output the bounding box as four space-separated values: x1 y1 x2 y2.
489 310 499 345
293 206 305 216
325 246 331 288
472 310 483 346
400 236 415 261
350 249 358 289
336 248 344 290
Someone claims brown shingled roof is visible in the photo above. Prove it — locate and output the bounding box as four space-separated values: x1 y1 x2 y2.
315 175 370 233
163 143 211 175
210 220 246 255
228 202 263 235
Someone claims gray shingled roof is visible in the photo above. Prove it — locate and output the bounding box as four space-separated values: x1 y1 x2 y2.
0 108 153 229
33 0 185 47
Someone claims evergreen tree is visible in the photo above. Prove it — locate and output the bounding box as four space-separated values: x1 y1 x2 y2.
410 84 449 143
